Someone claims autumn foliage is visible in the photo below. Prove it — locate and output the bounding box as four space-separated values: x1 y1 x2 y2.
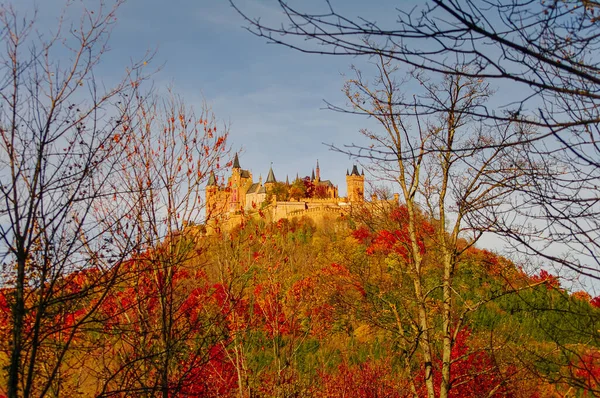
2 209 600 396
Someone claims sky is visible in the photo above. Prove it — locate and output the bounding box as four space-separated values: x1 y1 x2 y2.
12 0 395 190
103 0 390 191
10 0 522 193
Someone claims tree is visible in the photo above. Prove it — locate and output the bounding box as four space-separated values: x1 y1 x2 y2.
338 55 535 397
267 181 290 202
289 177 307 201
91 89 230 396
230 0 600 279
0 2 150 396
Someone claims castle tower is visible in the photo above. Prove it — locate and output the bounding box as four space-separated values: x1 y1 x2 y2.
206 170 218 215
229 153 253 212
315 159 320 183
346 164 364 202
229 153 242 211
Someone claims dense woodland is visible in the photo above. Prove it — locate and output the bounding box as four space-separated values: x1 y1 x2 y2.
2 211 600 397
4 0 600 397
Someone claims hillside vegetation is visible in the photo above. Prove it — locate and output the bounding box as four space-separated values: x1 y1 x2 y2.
2 208 599 397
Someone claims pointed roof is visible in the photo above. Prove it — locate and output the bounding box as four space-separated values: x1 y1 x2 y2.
286 175 289 185
350 164 361 176
207 170 217 186
311 169 315 180
233 153 240 169
266 165 276 183
346 169 349 176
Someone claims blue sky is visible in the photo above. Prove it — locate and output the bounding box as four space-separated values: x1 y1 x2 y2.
14 0 394 192
11 0 516 194
104 0 390 193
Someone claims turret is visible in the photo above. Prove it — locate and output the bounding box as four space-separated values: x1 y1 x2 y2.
206 170 218 215
207 170 217 186
346 164 364 202
229 153 252 212
264 164 277 190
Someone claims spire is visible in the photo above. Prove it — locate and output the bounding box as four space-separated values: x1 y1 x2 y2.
311 169 315 181
286 175 289 185
346 169 349 176
316 159 320 181
266 163 276 183
233 153 240 169
351 164 360 176
207 170 216 186
361 169 364 176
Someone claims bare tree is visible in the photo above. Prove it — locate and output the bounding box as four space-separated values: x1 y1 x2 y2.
340 54 537 397
0 2 149 396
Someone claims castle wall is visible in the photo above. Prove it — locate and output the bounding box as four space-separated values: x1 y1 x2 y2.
285 205 344 227
272 201 307 221
245 191 267 210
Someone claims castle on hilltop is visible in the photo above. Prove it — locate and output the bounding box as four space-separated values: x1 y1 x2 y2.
205 153 396 231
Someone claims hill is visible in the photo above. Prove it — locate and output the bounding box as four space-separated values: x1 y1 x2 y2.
2 208 599 397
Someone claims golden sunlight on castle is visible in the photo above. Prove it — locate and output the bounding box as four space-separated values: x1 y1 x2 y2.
205 154 398 232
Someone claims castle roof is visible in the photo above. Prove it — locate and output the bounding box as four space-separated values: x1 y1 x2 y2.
318 180 334 188
258 185 267 194
266 166 276 183
247 182 260 194
240 170 251 178
350 165 361 176
233 153 241 169
207 170 217 186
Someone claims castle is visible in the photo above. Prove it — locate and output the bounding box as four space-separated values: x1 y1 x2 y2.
205 153 395 231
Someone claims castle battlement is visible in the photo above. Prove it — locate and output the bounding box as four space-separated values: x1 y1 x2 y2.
287 205 341 216
302 197 347 204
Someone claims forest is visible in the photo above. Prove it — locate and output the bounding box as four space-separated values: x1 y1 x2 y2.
3 0 600 397
3 210 600 397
